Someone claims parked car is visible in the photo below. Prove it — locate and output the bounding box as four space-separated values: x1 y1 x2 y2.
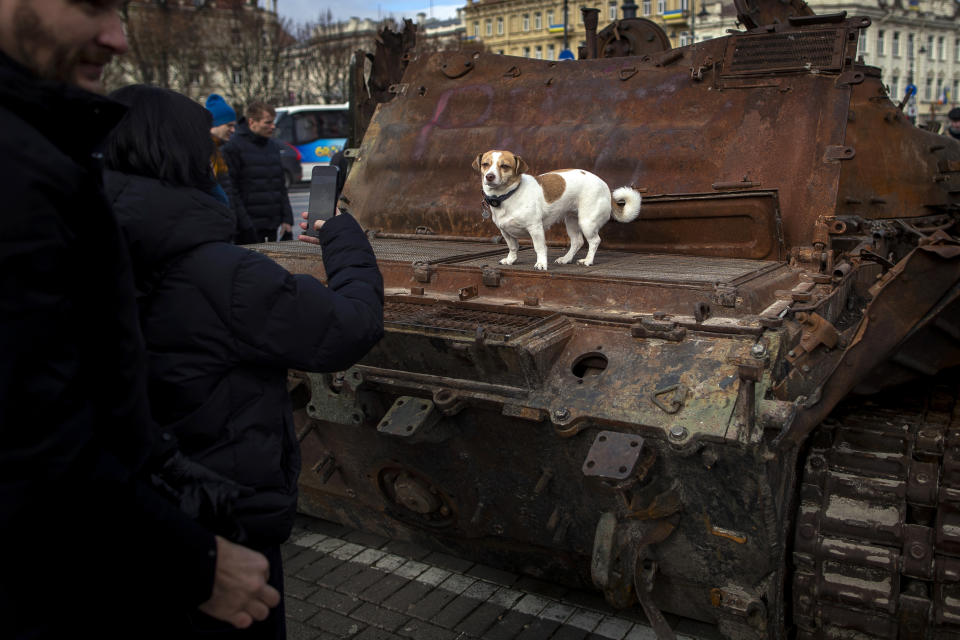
279 141 302 188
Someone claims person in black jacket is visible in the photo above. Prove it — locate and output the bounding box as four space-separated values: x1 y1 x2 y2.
224 101 295 243
206 93 257 243
103 84 385 639
0 2 281 637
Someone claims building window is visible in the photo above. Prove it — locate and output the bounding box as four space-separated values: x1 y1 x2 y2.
956 38 960 63
579 6 585 23
548 44 556 59
188 64 202 85
497 17 503 34
523 46 530 57
642 0 651 15
547 11 554 25
926 35 934 60
657 0 665 15
680 0 688 10
924 77 933 101
890 76 899 100
877 29 885 56
485 19 492 36
858 29 866 55
892 31 900 57
679 31 690 46
907 33 914 58
231 67 242 85
609 1 616 19
938 36 945 61
535 45 543 59
473 21 479 37
523 14 529 30
535 12 541 29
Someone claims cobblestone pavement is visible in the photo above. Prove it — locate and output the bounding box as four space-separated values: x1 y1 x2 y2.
282 515 723 640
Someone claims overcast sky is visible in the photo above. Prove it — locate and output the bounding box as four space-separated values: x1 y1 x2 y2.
277 0 463 24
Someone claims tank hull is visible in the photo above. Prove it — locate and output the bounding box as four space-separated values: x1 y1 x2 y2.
261 10 960 638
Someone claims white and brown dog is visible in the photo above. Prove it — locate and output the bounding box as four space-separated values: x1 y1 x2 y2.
473 150 642 270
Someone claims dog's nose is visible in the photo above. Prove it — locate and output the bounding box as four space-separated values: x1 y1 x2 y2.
485 173 495 182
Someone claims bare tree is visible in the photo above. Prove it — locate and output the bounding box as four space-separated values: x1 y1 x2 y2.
207 7 295 108
112 2 206 93
290 12 374 104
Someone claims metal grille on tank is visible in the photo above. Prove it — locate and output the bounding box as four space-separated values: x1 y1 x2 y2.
727 29 842 73
384 301 541 340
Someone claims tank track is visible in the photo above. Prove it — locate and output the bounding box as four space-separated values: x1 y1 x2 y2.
792 370 960 639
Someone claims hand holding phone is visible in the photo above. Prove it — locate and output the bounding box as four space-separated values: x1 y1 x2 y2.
304 165 340 238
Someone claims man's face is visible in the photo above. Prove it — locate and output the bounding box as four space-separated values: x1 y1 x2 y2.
0 0 128 94
211 121 236 143
248 113 276 138
950 118 960 132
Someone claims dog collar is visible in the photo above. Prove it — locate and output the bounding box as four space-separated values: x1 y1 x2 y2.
483 184 520 208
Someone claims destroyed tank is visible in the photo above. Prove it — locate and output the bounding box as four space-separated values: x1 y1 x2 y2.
256 1 960 637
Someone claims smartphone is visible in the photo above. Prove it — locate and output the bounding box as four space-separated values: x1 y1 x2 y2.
305 165 340 237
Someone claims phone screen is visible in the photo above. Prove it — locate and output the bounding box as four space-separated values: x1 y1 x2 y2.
305 165 340 237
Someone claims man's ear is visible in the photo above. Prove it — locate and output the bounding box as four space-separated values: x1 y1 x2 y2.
515 156 529 175
472 153 484 173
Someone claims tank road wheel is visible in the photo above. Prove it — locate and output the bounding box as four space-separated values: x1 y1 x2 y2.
791 371 960 638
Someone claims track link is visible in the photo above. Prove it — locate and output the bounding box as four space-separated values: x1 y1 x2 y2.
792 371 960 639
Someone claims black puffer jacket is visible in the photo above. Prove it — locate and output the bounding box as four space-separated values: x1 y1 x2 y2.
104 170 384 545
222 123 294 238
0 52 216 637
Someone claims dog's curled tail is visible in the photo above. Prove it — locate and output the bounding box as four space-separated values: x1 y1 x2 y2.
611 187 642 223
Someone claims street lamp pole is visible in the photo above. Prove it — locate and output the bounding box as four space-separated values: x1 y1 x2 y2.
691 0 695 44
563 0 569 51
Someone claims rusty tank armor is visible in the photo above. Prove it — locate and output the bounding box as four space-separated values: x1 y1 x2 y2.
256 2 960 637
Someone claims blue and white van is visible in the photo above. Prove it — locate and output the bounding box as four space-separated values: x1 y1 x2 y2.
274 104 350 182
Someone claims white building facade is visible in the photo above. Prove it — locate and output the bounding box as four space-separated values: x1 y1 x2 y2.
692 0 960 123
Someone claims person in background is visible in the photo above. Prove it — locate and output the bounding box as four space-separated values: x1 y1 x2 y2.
947 107 960 141
223 101 294 242
0 1 280 637
206 93 256 243
103 84 385 639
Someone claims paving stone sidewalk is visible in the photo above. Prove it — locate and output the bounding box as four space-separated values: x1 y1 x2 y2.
282 515 722 640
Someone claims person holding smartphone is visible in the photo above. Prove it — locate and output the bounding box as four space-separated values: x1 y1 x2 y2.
102 84 384 639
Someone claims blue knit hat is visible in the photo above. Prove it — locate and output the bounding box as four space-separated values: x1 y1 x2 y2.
205 94 237 127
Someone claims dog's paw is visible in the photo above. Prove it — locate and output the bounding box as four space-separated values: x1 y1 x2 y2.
576 258 594 266
534 262 548 271
555 256 572 264
499 256 516 265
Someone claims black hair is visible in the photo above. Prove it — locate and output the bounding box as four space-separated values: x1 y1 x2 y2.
104 84 215 189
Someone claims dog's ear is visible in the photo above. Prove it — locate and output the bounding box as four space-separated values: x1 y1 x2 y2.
515 155 529 175
472 153 484 174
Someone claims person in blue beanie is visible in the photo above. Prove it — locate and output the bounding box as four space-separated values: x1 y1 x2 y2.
206 94 256 243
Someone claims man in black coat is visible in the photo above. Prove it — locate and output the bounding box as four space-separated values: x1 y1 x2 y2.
0 1 279 636
223 101 295 243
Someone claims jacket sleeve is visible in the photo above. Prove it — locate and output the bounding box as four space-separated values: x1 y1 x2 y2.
228 213 384 371
225 172 257 244
222 141 244 201
277 145 294 227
